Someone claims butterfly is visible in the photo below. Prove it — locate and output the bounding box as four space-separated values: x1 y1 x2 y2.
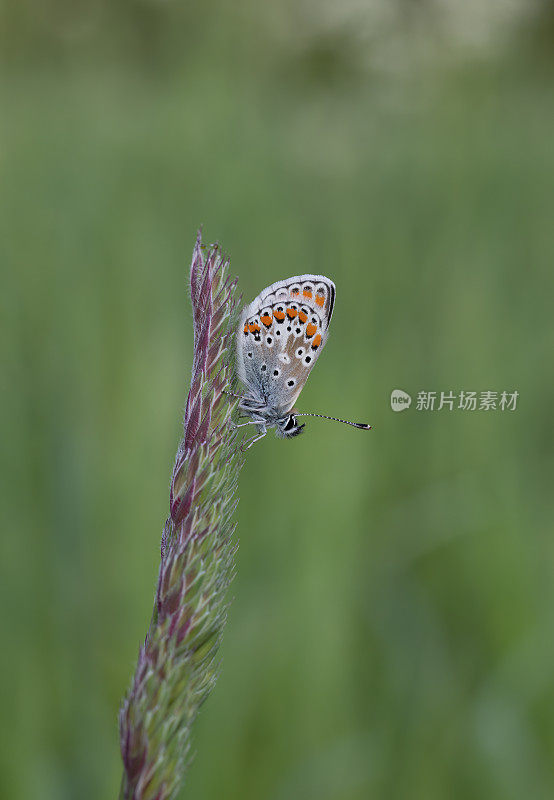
235 274 371 448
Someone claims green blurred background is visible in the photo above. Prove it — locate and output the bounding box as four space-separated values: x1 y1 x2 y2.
2 2 554 798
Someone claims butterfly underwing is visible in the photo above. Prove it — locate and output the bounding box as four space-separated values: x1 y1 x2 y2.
236 274 370 447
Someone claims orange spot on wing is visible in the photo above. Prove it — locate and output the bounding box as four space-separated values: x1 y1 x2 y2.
260 314 272 327
306 323 317 337
303 289 312 298
243 324 248 334
298 311 308 323
315 294 325 307
273 310 285 321
311 334 322 349
248 323 260 333
286 308 298 319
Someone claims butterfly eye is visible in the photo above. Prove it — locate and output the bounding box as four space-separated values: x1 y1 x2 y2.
284 415 296 432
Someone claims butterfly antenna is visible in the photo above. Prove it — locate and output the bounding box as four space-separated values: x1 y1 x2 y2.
294 413 372 430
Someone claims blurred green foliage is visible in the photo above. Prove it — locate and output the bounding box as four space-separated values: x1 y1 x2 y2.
1 3 554 799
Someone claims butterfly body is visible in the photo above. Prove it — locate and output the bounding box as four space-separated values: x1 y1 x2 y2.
237 274 336 440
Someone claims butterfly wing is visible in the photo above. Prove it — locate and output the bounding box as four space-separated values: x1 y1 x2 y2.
237 274 336 415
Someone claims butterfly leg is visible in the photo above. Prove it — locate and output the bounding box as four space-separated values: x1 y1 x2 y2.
232 420 262 428
223 390 246 400
241 428 267 451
